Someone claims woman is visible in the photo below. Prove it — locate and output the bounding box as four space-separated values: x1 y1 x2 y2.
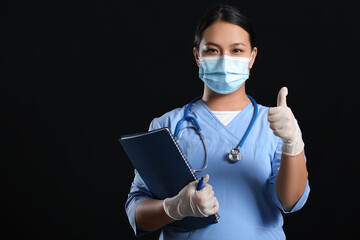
125 4 310 239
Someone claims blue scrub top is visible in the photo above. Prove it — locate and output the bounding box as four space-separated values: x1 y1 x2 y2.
125 99 310 240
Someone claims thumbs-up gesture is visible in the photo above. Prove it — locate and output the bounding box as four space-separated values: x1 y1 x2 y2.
268 87 304 156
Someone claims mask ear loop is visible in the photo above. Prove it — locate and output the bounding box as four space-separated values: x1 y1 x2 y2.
248 50 254 77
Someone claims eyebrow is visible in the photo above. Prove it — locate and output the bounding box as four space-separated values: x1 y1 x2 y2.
205 42 246 47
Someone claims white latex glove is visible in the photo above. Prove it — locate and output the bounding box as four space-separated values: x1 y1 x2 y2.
268 87 305 156
163 174 219 220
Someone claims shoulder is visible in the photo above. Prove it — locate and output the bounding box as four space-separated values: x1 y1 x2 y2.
148 105 186 131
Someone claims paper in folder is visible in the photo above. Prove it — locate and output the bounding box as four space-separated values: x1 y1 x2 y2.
119 127 219 230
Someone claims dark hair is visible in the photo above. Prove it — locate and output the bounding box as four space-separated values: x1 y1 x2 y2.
193 4 256 51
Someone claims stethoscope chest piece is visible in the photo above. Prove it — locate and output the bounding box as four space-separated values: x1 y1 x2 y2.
175 95 257 170
228 147 242 162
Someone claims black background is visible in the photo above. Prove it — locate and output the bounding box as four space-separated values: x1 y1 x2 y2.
1 0 359 239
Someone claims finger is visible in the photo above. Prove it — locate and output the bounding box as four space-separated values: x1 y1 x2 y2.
206 198 219 215
277 87 288 107
204 196 217 211
268 106 282 116
269 122 284 131
214 198 219 211
194 175 209 190
202 199 217 216
202 174 210 185
272 128 287 138
267 112 283 123
210 196 218 208
200 184 213 196
204 187 215 199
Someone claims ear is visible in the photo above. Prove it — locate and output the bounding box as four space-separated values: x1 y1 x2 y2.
193 47 200 67
249 47 258 69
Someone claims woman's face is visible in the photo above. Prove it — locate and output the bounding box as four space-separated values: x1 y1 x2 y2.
194 21 257 69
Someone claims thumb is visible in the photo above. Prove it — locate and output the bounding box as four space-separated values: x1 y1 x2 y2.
202 174 210 185
277 87 288 107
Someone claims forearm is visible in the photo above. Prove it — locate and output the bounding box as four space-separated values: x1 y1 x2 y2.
276 150 307 212
135 199 175 232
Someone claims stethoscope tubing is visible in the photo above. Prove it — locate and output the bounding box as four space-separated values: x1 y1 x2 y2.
239 95 258 148
174 95 258 172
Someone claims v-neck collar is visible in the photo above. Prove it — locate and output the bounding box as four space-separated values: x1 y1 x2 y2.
194 99 254 145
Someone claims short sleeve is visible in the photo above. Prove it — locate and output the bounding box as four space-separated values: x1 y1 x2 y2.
125 170 153 237
267 137 310 214
148 118 161 131
124 118 163 236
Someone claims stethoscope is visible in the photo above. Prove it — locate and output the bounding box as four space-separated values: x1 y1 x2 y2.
174 95 258 173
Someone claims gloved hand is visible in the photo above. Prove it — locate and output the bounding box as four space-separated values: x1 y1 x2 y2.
267 87 305 156
163 174 219 220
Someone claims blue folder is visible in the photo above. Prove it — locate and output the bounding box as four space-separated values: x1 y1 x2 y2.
119 127 219 230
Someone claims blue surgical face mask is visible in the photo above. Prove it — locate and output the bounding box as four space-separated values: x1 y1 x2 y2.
199 54 251 94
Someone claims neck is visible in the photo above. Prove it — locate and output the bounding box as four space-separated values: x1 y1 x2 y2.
201 84 250 111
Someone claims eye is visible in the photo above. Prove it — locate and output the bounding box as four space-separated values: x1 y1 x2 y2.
205 48 219 54
232 48 243 54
